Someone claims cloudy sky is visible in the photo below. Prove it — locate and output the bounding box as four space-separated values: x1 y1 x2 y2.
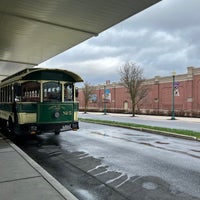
39 0 200 85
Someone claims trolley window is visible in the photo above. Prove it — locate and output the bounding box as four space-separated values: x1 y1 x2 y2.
43 82 61 102
64 83 73 101
21 81 40 102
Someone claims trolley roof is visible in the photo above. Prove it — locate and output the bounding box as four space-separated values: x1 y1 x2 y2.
0 68 83 84
0 0 161 80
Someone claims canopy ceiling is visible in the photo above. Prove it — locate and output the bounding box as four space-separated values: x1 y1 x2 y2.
0 0 161 80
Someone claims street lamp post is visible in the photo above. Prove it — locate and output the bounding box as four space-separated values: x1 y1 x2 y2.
171 71 176 120
103 85 107 115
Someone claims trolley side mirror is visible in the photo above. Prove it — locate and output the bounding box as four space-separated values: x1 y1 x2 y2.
75 87 79 98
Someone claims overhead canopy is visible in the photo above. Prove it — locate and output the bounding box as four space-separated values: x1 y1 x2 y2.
0 0 161 80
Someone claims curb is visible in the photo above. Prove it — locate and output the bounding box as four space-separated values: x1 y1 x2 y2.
1 134 79 200
138 127 198 141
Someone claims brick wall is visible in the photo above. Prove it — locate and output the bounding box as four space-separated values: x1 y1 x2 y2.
78 66 200 116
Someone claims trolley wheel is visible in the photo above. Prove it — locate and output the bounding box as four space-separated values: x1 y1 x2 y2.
0 119 7 130
7 117 17 140
8 117 14 133
55 131 60 135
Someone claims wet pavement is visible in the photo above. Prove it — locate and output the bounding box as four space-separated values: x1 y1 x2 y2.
15 122 200 200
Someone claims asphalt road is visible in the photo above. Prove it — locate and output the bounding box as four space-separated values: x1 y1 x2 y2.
16 121 200 200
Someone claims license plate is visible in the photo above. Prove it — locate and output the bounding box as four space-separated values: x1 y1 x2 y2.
62 125 70 131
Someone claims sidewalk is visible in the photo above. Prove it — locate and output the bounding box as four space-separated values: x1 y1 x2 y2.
116 113 200 123
0 133 78 200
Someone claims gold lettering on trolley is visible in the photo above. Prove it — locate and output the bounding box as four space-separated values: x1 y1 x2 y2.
63 111 72 115
48 105 61 110
47 105 72 115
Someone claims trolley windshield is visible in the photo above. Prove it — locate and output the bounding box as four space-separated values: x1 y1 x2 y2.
20 81 74 102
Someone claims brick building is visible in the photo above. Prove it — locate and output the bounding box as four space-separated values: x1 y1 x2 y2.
78 67 200 117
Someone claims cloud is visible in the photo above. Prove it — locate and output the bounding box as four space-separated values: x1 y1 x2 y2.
39 0 200 84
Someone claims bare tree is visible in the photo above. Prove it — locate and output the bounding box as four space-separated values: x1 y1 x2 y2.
120 62 148 116
82 82 94 113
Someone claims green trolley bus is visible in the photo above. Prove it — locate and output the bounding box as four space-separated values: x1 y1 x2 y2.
0 68 83 136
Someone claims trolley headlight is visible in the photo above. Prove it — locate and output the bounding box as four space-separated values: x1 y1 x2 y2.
54 111 60 118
